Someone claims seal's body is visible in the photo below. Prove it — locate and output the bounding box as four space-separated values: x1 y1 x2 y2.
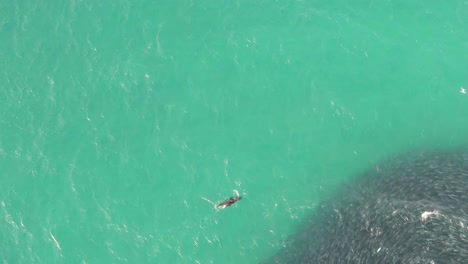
267 150 468 263
217 196 242 209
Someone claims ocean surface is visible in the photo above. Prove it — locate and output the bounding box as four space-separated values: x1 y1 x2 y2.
0 0 467 263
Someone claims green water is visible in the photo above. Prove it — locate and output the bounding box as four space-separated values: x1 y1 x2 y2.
0 0 467 263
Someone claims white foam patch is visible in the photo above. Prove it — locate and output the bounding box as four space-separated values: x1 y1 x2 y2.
421 210 440 221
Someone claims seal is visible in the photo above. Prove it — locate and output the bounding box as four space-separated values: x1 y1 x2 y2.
265 149 468 263
216 196 242 209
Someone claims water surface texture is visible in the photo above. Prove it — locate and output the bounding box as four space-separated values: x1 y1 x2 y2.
0 0 467 263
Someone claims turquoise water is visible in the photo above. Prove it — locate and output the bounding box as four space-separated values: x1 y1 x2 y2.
0 0 467 263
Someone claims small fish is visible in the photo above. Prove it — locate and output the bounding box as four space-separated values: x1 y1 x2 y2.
216 196 242 209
